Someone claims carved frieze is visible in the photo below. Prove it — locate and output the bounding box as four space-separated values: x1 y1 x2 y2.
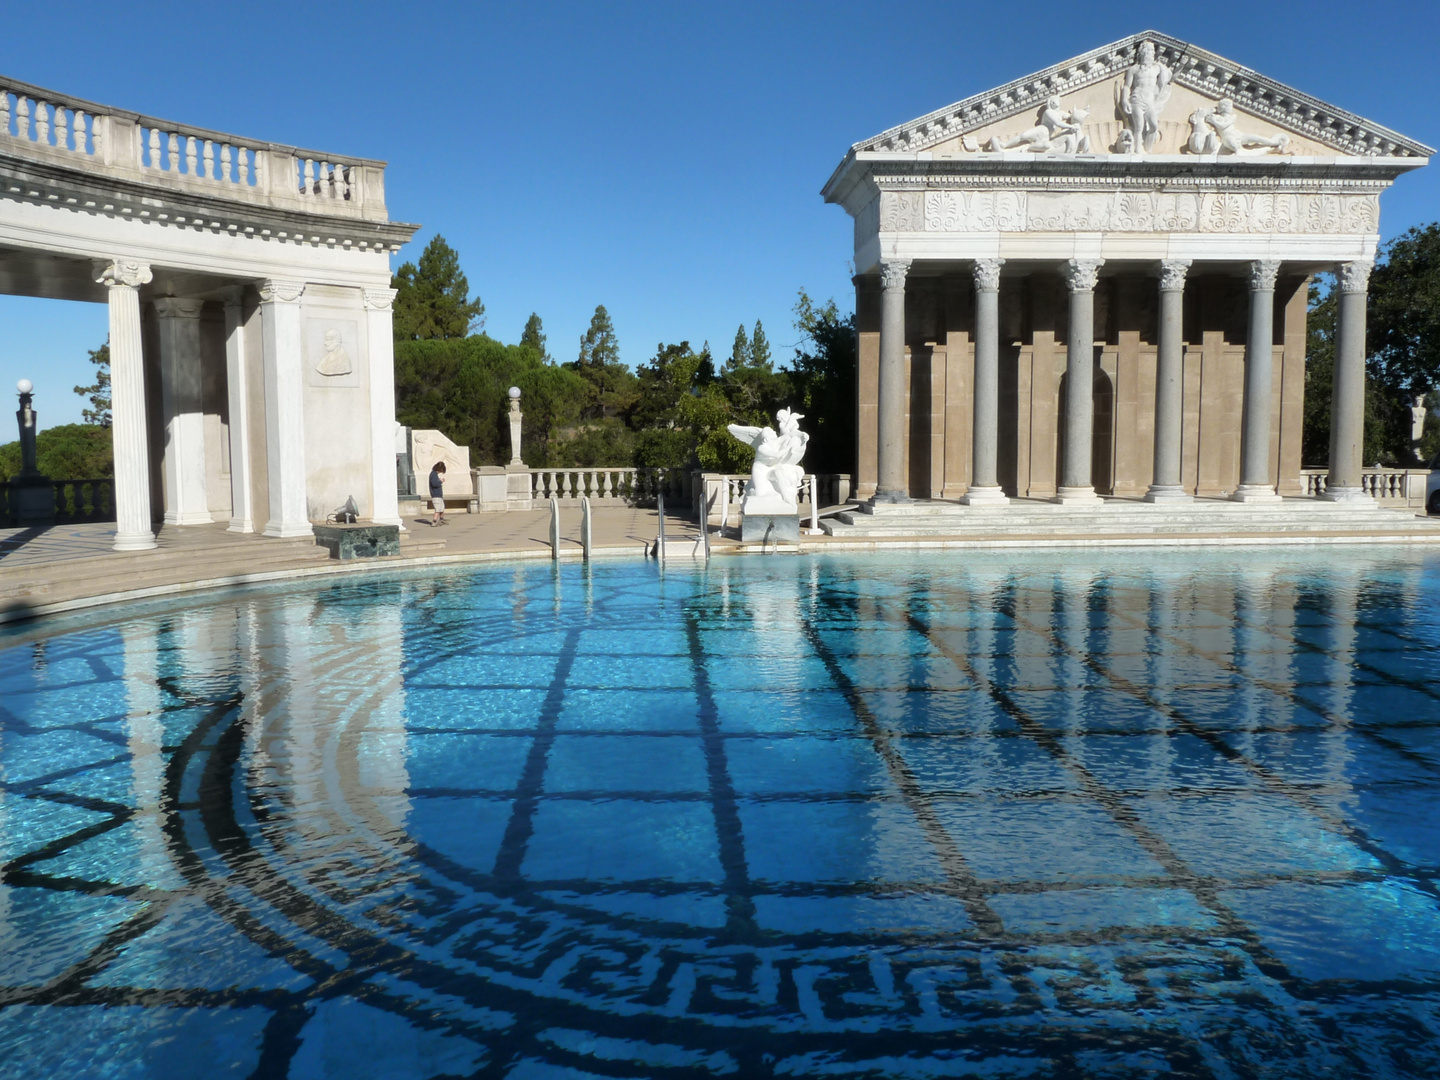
875 188 1380 236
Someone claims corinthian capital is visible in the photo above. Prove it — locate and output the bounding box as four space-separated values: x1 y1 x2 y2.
879 260 911 291
93 258 152 289
1062 258 1103 292
363 287 398 311
1248 260 1282 292
972 258 1004 292
259 279 306 304
1157 259 1192 291
1337 260 1373 294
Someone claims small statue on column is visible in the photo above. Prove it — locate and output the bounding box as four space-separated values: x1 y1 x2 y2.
10 379 54 523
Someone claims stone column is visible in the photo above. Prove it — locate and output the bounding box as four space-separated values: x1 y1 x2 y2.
222 287 254 532
95 259 156 551
153 298 212 525
962 258 1008 506
1324 260 1373 501
259 279 312 537
363 287 403 526
873 259 911 503
1056 258 1103 504
1146 259 1193 502
1233 259 1284 502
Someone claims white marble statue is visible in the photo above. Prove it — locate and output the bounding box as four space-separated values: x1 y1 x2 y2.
727 408 809 515
316 328 352 376
986 97 1090 154
1200 98 1289 155
1119 41 1172 152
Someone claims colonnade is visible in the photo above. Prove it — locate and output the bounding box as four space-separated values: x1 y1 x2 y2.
871 256 1371 506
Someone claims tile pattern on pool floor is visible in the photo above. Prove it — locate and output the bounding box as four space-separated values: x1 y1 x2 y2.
2 551 1440 1078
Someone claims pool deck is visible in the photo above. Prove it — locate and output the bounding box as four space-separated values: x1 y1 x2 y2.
4 497 1440 623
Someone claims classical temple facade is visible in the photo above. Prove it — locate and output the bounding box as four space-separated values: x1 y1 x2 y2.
0 76 417 550
823 32 1430 510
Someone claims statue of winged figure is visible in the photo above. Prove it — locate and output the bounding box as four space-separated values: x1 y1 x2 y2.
727 408 809 515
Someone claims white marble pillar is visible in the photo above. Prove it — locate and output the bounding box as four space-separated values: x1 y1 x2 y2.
962 258 1008 506
153 298 212 525
364 287 403 526
1146 259 1193 503
1323 261 1373 502
94 259 156 551
222 287 255 532
874 259 911 503
1233 260 1284 502
1056 258 1103 504
259 279 312 537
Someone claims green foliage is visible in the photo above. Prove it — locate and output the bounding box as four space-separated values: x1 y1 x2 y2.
74 341 111 426
520 313 550 363
728 324 749 372
567 305 635 419
788 290 857 475
392 235 485 341
748 320 771 370
1369 223 1440 393
0 423 113 480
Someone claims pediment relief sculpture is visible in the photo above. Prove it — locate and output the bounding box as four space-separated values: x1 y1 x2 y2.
984 98 1091 154
1184 98 1289 155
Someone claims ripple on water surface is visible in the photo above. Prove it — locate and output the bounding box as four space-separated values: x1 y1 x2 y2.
2 548 1440 1079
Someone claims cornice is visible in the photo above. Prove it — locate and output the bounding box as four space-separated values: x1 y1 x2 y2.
849 31 1432 161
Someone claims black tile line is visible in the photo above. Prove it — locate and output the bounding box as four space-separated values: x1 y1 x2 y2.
490 628 582 883
891 583 1328 1004
796 613 1006 938
24 892 181 1006
993 586 1440 907
683 609 759 941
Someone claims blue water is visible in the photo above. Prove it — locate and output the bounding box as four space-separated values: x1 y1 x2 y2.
2 550 1439 1079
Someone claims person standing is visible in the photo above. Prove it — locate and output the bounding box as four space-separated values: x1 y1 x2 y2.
428 461 447 526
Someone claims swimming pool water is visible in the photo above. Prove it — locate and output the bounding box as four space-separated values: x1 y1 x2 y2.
2 550 1439 1078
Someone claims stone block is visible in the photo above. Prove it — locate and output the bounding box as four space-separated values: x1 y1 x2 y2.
313 523 400 560
741 513 800 543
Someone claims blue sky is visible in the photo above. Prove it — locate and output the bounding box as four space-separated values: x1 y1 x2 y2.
2 0 1438 430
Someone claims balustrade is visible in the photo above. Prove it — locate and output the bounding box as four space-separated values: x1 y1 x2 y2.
0 478 114 526
1301 467 1427 507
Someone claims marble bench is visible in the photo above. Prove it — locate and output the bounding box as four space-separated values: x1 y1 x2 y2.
313 523 401 560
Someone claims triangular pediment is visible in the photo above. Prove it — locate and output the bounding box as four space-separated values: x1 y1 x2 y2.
854 31 1431 160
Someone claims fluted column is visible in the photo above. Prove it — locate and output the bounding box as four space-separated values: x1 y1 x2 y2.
222 287 254 532
364 287 403 526
94 259 156 551
1056 258 1103 504
154 298 212 525
1233 260 1284 502
1146 259 1193 502
962 258 1008 506
873 259 911 503
259 279 312 538
1324 261 1373 501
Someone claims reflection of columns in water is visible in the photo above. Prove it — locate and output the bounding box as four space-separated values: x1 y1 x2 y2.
363 604 411 837
1230 564 1280 738
122 620 167 879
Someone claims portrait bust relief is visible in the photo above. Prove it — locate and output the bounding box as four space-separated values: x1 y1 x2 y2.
316 328 352 376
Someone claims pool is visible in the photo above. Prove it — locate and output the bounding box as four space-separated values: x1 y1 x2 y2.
1 550 1439 1078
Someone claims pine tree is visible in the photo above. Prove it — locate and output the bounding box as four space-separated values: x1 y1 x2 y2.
576 305 620 370
73 341 112 426
391 234 485 341
749 320 772 371
521 313 550 362
727 324 750 373
569 305 629 419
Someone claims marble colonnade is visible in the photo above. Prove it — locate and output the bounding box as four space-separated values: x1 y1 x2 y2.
869 256 1373 505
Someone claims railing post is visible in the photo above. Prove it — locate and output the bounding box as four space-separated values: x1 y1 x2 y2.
581 495 592 561
549 496 560 560
656 489 666 563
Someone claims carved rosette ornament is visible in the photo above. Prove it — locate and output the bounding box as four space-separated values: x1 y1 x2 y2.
1061 259 1103 292
972 258 1004 292
363 287 398 311
879 260 911 291
1157 260 1192 291
1337 261 1373 294
259 280 306 304
93 258 153 289
1248 260 1282 292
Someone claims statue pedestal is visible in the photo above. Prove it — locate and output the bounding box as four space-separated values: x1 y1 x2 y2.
741 513 800 543
8 475 53 525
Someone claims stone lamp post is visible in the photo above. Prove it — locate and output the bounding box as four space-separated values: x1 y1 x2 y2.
507 386 524 466
503 386 533 510
10 379 55 523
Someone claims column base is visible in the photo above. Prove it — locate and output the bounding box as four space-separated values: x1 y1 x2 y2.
869 489 911 506
113 530 157 552
1230 485 1283 503
1319 485 1372 504
960 485 1010 506
262 521 316 539
164 511 218 526
227 518 255 533
1052 486 1102 505
1144 485 1193 504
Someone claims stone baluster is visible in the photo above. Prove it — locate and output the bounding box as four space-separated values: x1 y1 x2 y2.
1233 260 1284 502
303 158 315 195
0 92 10 136
1056 258 1104 503
94 259 156 551
874 258 911 503
73 111 86 153
1147 259 1193 502
167 132 178 171
203 139 214 179
147 128 160 168
91 112 104 159
238 146 249 185
963 258 1007 505
1323 261 1373 502
16 97 30 141
35 101 49 145
184 136 196 175
54 106 67 151
220 143 232 181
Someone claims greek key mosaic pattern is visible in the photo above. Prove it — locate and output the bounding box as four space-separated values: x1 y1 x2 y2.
2 551 1440 1078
